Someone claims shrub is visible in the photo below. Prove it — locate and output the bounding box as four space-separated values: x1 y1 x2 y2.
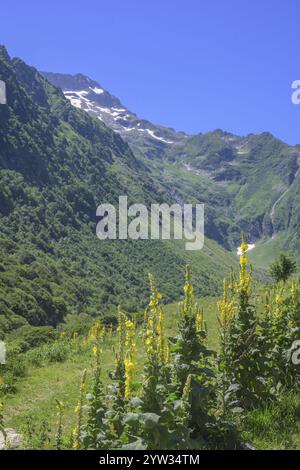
269 253 296 283
8 325 57 352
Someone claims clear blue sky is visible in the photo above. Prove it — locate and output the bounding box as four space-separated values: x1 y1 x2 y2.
1 0 300 144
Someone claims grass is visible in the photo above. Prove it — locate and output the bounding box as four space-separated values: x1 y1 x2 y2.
2 296 220 439
3 294 300 450
248 235 286 270
242 394 300 450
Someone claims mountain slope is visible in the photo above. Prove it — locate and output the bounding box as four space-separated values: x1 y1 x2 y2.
42 72 186 157
43 72 300 256
0 46 237 338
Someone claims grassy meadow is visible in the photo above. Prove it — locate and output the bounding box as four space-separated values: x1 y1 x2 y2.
2 288 300 450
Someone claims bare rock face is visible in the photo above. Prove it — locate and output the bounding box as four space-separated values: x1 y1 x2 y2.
0 428 22 450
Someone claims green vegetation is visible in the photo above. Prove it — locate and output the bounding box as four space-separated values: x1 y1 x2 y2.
269 253 297 283
1 248 300 449
45 71 300 266
0 45 238 342
2 46 300 450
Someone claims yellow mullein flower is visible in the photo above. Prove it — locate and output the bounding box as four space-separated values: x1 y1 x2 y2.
238 240 252 296
116 307 127 365
182 265 193 316
55 400 64 450
274 290 283 318
291 281 298 309
195 306 204 333
144 274 169 364
218 279 235 330
124 319 137 398
182 374 192 402
73 369 87 450
157 309 169 364
89 320 105 340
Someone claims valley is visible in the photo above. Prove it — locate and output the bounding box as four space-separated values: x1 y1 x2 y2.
1 45 300 451
43 71 300 259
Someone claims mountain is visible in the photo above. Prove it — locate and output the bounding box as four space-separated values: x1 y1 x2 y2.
43 72 300 259
42 72 186 157
0 46 237 339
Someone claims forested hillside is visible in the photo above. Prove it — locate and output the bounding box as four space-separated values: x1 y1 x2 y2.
44 72 300 255
0 46 236 339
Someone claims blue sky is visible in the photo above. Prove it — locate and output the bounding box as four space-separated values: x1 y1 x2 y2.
1 0 300 144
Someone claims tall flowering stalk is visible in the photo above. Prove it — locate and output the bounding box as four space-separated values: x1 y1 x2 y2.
175 265 209 387
73 369 87 450
288 280 300 386
105 307 132 443
55 400 64 450
170 266 215 440
217 279 235 415
114 307 127 401
89 320 105 342
261 280 300 390
226 240 267 408
124 319 137 398
142 274 169 413
180 374 192 426
218 279 235 334
290 280 300 334
144 274 169 364
83 319 110 449
238 240 253 320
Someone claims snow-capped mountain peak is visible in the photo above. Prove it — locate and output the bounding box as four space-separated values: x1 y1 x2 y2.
42 72 185 147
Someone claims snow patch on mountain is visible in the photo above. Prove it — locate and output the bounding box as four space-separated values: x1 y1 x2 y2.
90 86 104 94
63 89 175 145
137 128 174 144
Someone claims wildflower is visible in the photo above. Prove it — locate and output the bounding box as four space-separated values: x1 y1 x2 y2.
184 281 193 297
274 291 283 318
117 307 127 363
195 306 204 333
89 320 105 341
157 310 169 363
218 279 235 330
182 265 194 316
124 318 137 397
291 281 299 311
144 274 168 364
73 369 87 450
124 358 136 398
182 374 192 402
238 240 252 296
55 400 64 450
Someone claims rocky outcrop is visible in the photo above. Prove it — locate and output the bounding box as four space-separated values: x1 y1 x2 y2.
0 428 22 450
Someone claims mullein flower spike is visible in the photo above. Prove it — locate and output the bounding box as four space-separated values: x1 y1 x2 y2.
124 319 137 398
